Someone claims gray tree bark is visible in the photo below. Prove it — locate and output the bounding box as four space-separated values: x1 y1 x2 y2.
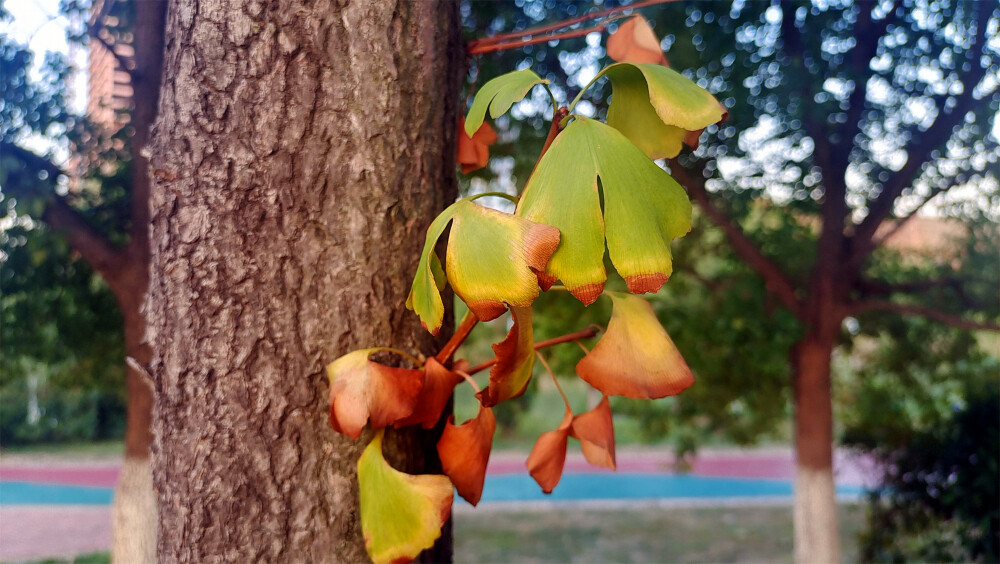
144 0 463 560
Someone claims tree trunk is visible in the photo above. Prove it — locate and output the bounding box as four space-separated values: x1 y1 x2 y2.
112 307 157 563
791 328 840 564
111 2 167 561
144 0 462 560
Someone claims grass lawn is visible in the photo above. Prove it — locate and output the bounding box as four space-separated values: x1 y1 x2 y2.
0 440 123 460
454 504 864 563
29 505 863 563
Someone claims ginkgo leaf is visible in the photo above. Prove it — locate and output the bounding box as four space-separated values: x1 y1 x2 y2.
327 349 424 439
407 199 559 334
606 15 669 66
358 431 453 564
576 292 694 399
599 62 728 159
525 407 573 493
570 396 616 470
516 116 691 302
465 69 549 137
457 117 498 174
478 306 535 407
437 404 496 506
394 358 463 429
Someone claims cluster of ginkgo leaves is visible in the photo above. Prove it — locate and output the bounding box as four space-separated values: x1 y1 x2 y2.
325 16 728 564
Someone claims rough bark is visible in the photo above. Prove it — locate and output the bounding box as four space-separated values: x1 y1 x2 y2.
145 0 462 560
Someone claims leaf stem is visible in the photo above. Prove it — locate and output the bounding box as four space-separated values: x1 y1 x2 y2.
467 191 519 204
568 70 607 115
435 310 479 364
373 347 424 369
454 369 482 395
535 351 571 411
465 326 600 375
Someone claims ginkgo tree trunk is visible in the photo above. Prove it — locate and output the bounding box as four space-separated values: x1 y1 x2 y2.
143 0 462 559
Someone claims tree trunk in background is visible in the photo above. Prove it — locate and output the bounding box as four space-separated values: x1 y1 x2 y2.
145 0 461 559
792 327 840 564
111 1 167 562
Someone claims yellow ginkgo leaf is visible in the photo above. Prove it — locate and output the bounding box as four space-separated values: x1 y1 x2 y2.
358 431 454 564
576 292 694 399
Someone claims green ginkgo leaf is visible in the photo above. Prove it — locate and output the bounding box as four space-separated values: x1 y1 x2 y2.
516 116 691 304
595 62 728 159
407 198 559 335
358 431 453 564
465 69 549 137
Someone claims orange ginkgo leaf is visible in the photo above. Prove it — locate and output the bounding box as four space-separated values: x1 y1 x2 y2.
437 404 497 506
327 349 424 439
478 306 535 407
394 357 463 429
457 117 498 174
606 15 669 66
525 407 573 493
570 395 616 470
576 292 694 399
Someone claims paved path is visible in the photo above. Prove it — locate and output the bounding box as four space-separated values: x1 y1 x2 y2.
0 447 879 561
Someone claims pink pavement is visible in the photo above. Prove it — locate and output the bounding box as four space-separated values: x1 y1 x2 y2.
0 506 112 561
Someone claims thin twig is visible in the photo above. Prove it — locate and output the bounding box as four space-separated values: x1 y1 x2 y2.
465 327 600 375
468 0 680 51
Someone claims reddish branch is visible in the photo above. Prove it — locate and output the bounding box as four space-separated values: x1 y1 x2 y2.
670 161 803 318
848 300 1000 332
465 327 600 376
467 0 680 55
436 311 479 364
469 24 613 55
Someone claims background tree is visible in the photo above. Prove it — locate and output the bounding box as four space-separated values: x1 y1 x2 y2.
143 0 462 559
0 0 166 560
661 1 999 560
460 1 998 561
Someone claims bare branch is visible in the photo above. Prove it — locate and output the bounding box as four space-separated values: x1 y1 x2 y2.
671 161 804 318
849 300 1000 332
871 183 949 248
1 141 129 291
849 0 993 263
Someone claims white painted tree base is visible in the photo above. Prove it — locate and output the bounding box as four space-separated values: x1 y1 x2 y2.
794 466 841 564
112 456 157 564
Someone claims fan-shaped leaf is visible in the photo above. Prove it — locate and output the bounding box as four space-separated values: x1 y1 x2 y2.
526 407 573 493
478 306 535 407
576 292 694 398
570 396 617 470
437 404 496 506
327 349 424 439
457 117 498 174
597 62 728 159
358 432 453 564
407 199 559 334
394 358 463 429
465 69 549 136
516 117 691 302
606 15 669 66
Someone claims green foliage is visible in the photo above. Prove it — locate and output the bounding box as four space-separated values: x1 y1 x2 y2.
1 26 132 447
849 386 999 562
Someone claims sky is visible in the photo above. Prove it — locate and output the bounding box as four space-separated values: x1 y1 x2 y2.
4 0 88 113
